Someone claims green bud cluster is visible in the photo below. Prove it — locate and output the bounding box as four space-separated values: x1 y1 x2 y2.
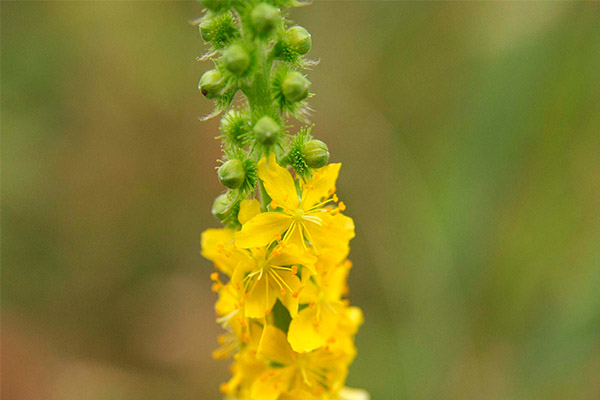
196 0 330 224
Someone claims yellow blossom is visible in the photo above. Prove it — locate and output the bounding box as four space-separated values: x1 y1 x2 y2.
235 154 354 253
250 326 350 400
232 243 316 319
288 256 362 353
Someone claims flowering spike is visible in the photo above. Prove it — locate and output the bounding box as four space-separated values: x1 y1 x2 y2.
197 1 366 399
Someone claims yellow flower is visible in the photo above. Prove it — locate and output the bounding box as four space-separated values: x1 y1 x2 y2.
235 154 354 253
288 257 362 353
201 228 237 276
201 199 264 278
232 243 316 319
220 347 266 398
250 326 349 400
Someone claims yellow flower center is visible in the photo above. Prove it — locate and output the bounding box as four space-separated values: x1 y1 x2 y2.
292 208 305 221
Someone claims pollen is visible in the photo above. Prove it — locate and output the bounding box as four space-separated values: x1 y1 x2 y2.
210 272 219 281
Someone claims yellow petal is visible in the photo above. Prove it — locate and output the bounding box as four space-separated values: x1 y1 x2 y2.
338 387 371 400
287 306 324 353
238 199 261 225
298 279 319 304
201 228 237 275
251 367 294 400
323 263 350 302
301 163 341 209
269 243 317 269
275 270 302 318
258 154 299 211
215 283 238 316
340 306 364 335
308 213 355 252
235 212 292 248
244 276 277 319
257 325 294 365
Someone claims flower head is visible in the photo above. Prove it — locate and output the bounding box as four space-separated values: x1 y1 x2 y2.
235 154 354 254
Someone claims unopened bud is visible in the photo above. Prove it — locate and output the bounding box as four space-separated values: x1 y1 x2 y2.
199 12 237 48
250 4 280 35
218 159 246 189
282 72 310 102
253 116 280 146
303 140 329 168
287 26 311 55
199 0 227 12
211 194 230 220
223 44 250 75
199 69 223 99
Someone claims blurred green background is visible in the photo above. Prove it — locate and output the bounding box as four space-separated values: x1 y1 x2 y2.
2 2 600 399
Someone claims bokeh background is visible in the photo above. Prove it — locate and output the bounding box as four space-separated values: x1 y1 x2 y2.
2 1 600 399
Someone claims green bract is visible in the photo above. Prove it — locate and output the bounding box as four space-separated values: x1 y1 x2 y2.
199 11 238 49
220 108 251 147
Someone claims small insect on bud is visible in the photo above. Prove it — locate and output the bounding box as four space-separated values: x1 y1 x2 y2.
217 159 246 189
250 3 280 36
303 139 329 168
222 44 250 75
253 116 280 146
198 69 224 99
211 193 230 220
287 26 312 55
282 72 310 103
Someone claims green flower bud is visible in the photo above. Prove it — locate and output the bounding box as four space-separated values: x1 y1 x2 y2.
218 159 246 189
211 193 230 220
220 108 251 147
287 26 312 55
222 44 250 75
199 0 227 12
199 20 213 42
303 139 329 168
198 69 224 99
253 116 280 146
250 4 280 35
282 72 310 102
199 12 238 48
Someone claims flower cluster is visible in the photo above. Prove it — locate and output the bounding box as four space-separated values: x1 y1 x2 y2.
203 155 363 399
196 1 366 399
